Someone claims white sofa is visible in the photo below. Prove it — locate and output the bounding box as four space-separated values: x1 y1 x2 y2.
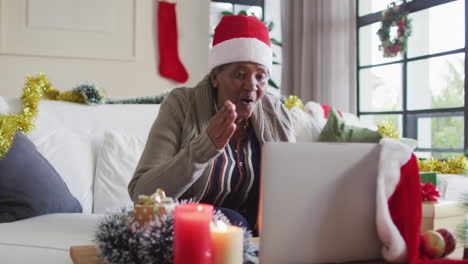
0 97 160 263
0 96 367 263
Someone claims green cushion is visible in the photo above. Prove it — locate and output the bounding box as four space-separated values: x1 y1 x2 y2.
318 107 382 143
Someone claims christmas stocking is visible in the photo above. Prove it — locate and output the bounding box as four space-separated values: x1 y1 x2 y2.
157 1 189 83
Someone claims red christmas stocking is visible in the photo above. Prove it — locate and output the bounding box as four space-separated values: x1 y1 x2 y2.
157 2 189 83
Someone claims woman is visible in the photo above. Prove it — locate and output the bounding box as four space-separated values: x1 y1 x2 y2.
128 15 295 231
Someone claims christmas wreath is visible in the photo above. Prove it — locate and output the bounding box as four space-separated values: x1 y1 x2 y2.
376 3 412 58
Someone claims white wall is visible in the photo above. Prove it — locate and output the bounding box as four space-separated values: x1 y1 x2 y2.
0 0 210 98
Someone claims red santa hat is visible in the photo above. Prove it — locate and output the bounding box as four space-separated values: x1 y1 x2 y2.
209 15 273 73
377 138 468 264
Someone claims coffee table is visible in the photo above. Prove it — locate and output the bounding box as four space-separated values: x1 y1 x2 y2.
69 242 464 264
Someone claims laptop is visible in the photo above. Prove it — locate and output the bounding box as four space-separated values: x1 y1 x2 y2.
259 142 382 264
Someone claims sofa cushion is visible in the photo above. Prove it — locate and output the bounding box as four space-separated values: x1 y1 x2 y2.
289 106 322 142
0 132 82 223
28 129 95 213
318 108 382 143
93 130 147 214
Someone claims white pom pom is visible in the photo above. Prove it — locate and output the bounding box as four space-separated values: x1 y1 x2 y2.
290 107 324 142
304 101 327 128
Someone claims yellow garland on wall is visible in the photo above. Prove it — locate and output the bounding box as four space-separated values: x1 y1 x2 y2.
418 155 468 175
0 73 56 159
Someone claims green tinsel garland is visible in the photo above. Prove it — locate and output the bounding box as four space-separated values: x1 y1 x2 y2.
105 92 170 105
73 83 104 104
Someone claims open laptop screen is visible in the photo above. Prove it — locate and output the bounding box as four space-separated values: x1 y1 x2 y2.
259 142 382 263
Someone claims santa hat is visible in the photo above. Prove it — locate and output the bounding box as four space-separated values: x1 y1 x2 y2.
209 15 273 73
377 138 468 263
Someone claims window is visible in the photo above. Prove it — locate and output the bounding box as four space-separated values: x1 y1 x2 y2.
357 0 466 159
210 0 264 36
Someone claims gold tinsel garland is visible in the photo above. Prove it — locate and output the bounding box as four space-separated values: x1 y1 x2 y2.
0 73 67 159
418 155 468 175
283 95 305 110
44 89 87 104
377 120 399 139
1 74 49 159
376 120 468 174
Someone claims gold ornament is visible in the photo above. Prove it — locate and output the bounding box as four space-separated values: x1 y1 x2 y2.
377 120 399 139
284 95 305 110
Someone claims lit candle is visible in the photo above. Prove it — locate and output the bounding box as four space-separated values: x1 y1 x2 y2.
173 203 213 264
210 220 243 264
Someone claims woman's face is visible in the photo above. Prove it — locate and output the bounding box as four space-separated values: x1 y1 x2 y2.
211 62 268 121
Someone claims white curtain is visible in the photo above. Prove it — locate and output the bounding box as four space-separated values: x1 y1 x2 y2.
281 0 357 113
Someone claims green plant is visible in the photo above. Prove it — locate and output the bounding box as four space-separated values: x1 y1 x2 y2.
220 10 282 90
431 58 464 159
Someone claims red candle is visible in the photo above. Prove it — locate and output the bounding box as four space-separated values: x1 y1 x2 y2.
173 203 213 264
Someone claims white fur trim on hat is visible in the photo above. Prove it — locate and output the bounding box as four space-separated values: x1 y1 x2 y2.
376 138 413 262
209 37 273 74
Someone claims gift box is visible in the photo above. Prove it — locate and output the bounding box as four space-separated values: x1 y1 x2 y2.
421 199 465 233
154 197 175 216
134 204 155 226
421 199 466 258
422 199 466 258
421 172 437 186
133 190 176 226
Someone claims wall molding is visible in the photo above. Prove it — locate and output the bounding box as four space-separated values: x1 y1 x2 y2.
0 0 136 61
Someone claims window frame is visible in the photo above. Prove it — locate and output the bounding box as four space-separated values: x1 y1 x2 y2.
356 0 468 156
211 0 265 18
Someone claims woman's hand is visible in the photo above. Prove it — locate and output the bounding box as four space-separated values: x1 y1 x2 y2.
207 100 237 149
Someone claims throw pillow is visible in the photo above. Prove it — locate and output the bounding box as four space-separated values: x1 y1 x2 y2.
0 132 82 223
29 129 95 213
318 107 382 143
289 106 323 142
93 130 147 214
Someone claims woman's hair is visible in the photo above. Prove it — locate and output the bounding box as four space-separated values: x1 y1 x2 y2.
210 64 228 77
209 63 229 89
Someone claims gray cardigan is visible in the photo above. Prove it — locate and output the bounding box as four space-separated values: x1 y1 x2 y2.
128 76 295 202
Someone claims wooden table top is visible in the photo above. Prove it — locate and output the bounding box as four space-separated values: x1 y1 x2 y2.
69 245 387 264
69 244 464 264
